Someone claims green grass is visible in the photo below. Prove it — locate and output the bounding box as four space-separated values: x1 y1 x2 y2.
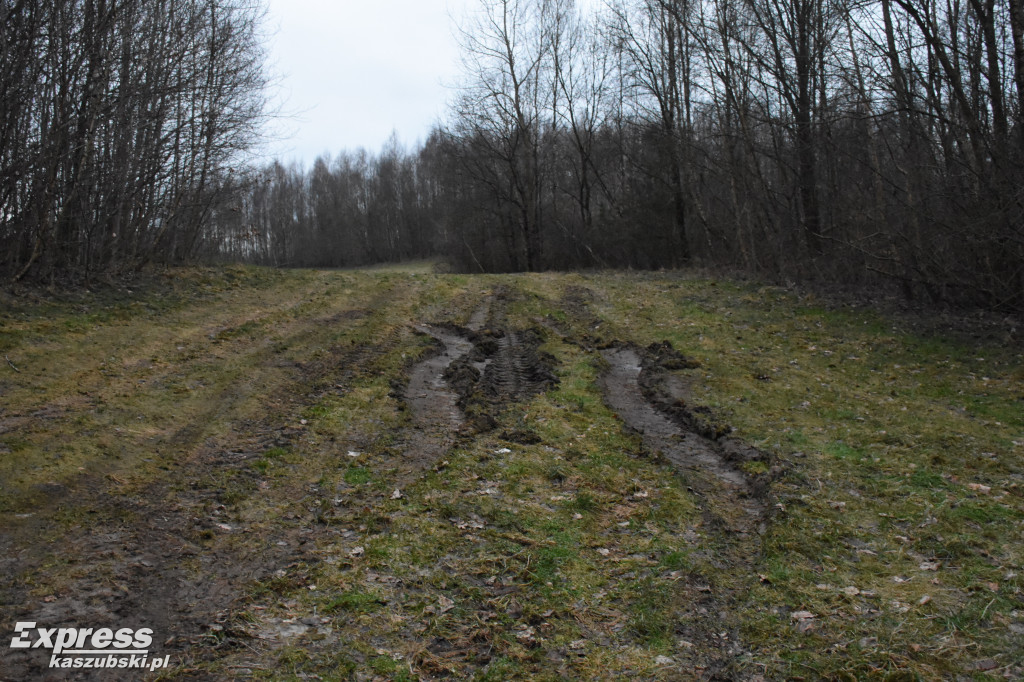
2 265 1021 680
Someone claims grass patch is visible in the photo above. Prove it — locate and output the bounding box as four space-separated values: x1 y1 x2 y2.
3 265 1021 680
343 466 372 486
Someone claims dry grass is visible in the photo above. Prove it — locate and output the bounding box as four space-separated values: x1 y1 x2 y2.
1 265 1021 680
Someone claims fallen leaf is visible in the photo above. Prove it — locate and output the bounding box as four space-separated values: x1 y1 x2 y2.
842 586 860 597
515 625 538 644
919 561 941 571
967 483 992 495
391 489 402 500
791 611 816 621
350 546 364 557
918 594 932 606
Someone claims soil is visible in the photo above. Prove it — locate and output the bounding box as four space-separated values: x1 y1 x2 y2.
1 282 779 681
1 318 400 680
599 345 771 532
403 324 474 466
438 290 558 432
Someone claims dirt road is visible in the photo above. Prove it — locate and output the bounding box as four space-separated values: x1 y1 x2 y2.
2 266 1020 680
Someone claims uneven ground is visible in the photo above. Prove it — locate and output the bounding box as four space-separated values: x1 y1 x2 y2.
0 264 1021 681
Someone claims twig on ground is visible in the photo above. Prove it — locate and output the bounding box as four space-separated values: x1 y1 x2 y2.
5 355 20 373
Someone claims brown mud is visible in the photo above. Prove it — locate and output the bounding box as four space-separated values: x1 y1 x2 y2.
546 284 780 678
599 345 769 531
443 289 558 431
402 325 474 464
2 281 777 681
395 297 491 476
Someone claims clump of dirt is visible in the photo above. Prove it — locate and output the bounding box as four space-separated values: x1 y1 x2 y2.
498 428 542 445
643 340 701 371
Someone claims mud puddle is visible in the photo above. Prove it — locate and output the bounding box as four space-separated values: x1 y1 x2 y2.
396 298 491 474
404 325 475 462
400 292 557 467
600 346 767 529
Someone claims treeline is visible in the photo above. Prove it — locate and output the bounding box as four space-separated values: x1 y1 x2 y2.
7 0 1020 310
0 0 267 283
211 136 439 267
222 0 1023 310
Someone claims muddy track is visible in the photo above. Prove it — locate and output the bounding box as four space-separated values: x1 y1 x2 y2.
446 291 558 431
600 346 768 530
540 284 777 677
399 290 557 473
546 283 773 528
401 324 476 469
598 346 772 678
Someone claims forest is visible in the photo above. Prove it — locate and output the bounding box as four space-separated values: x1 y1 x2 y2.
2 0 1023 310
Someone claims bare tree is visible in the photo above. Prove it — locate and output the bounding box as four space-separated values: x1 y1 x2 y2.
0 0 269 282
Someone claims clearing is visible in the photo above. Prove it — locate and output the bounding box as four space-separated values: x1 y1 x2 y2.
1 265 1021 680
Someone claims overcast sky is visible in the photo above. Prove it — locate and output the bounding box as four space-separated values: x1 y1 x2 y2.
261 0 472 165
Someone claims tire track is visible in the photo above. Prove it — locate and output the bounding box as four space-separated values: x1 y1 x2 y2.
600 346 765 527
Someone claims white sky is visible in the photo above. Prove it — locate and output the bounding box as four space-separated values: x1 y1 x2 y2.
261 0 473 165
